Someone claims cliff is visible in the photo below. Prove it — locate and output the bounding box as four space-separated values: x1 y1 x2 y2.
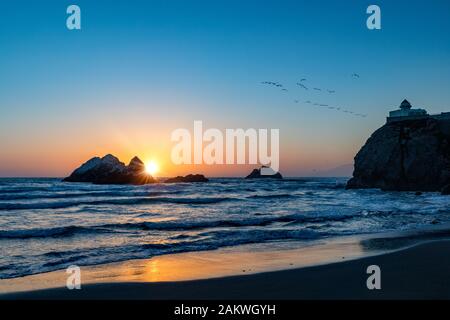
347 118 450 193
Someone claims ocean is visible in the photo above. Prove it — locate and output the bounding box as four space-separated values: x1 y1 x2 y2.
1 177 450 279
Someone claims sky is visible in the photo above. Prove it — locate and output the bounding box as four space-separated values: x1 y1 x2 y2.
1 0 450 177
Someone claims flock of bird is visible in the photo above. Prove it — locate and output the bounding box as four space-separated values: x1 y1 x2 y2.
260 74 367 118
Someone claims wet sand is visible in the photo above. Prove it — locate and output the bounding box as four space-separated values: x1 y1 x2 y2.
2 238 450 299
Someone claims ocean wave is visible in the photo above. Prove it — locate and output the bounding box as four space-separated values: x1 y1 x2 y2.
299 180 347 189
0 209 429 239
42 255 89 268
135 215 301 231
0 187 56 194
0 212 361 240
198 228 325 244
0 225 112 239
285 209 434 226
0 215 297 239
0 190 182 201
0 196 239 210
247 193 296 199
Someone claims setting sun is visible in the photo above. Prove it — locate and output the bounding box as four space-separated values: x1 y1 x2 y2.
145 161 159 176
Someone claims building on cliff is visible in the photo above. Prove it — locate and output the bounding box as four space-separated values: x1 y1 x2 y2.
387 99 450 123
348 101 450 193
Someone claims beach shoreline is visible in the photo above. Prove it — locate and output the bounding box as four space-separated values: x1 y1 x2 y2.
2 229 450 300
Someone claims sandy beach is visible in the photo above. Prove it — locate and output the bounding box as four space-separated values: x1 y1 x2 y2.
2 236 450 300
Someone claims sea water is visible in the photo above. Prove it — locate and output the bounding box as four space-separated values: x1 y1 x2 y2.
1 177 449 279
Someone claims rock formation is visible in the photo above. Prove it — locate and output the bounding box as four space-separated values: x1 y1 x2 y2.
63 154 155 185
347 117 450 193
245 166 283 179
164 174 209 183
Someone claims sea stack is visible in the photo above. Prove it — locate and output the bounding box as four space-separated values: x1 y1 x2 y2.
347 100 450 193
245 166 283 179
63 154 155 185
164 174 209 183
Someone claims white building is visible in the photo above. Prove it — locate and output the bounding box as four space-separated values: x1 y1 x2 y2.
387 99 428 123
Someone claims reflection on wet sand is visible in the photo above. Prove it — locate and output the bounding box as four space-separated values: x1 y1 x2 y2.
1 237 369 294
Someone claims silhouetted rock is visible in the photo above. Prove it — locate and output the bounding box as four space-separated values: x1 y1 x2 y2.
347 118 450 193
128 156 146 173
245 166 283 179
63 154 155 185
165 174 209 183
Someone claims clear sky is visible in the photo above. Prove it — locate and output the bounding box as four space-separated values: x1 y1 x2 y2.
1 0 450 177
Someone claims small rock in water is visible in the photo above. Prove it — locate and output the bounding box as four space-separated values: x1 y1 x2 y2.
245 166 283 179
164 174 209 183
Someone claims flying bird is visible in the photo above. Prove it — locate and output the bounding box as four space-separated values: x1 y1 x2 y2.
261 81 284 88
261 79 367 119
296 83 308 90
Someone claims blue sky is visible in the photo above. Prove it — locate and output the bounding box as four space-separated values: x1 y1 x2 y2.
0 0 450 176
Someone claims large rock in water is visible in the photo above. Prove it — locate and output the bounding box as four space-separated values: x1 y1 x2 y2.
347 118 450 192
63 154 155 185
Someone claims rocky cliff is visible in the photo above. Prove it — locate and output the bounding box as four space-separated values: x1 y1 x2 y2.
347 118 450 193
